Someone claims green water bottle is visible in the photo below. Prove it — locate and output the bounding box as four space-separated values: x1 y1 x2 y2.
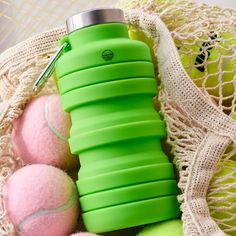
55 8 180 233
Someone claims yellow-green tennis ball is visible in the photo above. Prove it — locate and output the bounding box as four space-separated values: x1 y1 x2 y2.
232 112 236 121
207 160 236 234
180 33 236 97
138 219 183 236
129 26 154 50
125 0 176 50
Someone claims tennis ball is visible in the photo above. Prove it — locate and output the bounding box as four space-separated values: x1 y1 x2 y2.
207 160 236 234
180 32 236 97
125 1 172 54
232 112 236 121
12 94 79 170
129 26 153 50
3 164 79 236
122 0 177 48
138 219 183 236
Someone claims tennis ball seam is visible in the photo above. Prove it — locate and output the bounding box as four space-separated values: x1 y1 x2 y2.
44 95 68 142
17 181 77 233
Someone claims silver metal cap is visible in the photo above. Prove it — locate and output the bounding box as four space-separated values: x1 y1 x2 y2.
66 8 125 34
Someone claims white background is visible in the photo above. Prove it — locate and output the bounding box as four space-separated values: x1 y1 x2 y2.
0 0 236 52
199 0 235 9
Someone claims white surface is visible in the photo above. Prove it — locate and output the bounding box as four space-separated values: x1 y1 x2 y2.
198 0 236 9
0 0 119 52
0 0 236 52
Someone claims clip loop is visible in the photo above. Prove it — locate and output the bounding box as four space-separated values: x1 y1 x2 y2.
33 42 69 91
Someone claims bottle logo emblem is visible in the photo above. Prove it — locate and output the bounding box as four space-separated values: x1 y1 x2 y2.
102 50 114 61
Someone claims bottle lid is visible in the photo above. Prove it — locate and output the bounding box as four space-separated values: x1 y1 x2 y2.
66 8 125 34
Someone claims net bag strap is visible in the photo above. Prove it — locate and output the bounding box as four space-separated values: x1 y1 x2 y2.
183 131 228 236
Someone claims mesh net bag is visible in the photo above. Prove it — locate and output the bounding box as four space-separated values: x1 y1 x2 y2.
117 1 236 235
1 0 236 235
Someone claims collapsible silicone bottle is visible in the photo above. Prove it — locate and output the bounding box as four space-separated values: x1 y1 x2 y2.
55 8 180 233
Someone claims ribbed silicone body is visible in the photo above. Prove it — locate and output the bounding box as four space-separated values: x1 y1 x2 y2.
55 23 180 233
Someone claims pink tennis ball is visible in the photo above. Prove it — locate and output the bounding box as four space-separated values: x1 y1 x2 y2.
3 164 79 236
12 94 79 170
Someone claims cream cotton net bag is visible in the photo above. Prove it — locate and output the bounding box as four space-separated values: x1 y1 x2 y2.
0 0 236 235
